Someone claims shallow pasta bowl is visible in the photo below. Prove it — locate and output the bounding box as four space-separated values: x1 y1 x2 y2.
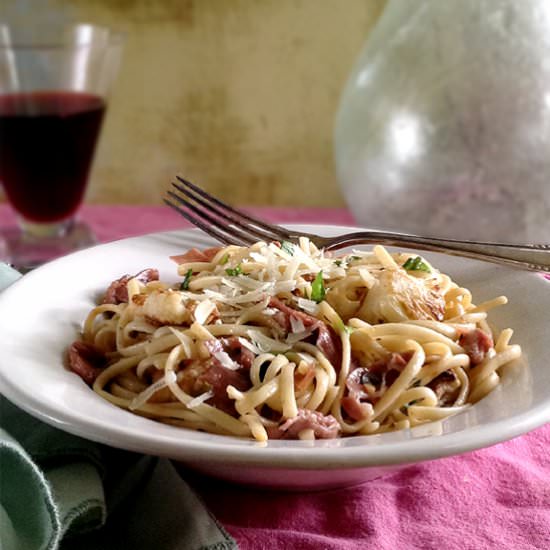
0 225 549 490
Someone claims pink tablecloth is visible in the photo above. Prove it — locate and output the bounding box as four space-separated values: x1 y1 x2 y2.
3 203 548 550
0 203 357 242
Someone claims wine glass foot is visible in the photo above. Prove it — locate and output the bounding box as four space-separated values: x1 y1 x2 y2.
0 220 97 272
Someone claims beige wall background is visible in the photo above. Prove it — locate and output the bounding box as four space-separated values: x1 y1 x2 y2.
2 0 386 207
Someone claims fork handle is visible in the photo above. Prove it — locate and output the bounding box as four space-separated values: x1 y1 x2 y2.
321 231 550 273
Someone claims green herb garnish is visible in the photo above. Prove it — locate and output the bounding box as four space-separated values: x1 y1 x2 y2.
311 271 326 303
334 260 342 267
402 256 431 273
225 264 243 276
281 241 295 256
180 268 193 290
220 253 229 265
335 318 354 334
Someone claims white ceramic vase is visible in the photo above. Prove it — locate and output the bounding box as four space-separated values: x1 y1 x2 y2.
335 0 550 242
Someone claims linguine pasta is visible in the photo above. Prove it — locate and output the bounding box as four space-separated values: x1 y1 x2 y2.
68 240 522 442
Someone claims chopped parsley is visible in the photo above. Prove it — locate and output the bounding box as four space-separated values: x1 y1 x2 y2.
225 264 243 276
311 271 326 303
281 241 295 256
220 253 229 265
335 318 354 334
180 268 193 290
402 256 431 273
334 259 342 267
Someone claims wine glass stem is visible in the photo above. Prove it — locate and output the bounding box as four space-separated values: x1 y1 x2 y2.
17 217 75 239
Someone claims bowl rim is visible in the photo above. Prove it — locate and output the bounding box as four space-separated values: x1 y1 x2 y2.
1 224 549 469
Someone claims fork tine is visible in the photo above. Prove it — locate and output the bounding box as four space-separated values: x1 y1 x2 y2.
165 191 257 247
164 198 238 246
174 176 294 242
171 181 275 244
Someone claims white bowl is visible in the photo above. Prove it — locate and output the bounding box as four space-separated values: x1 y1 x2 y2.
0 226 548 490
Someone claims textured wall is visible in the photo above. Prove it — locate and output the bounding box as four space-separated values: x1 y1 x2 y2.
2 0 386 207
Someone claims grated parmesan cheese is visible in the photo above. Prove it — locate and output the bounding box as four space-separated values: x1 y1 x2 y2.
186 389 215 409
294 297 319 315
290 316 306 334
213 351 241 370
247 329 291 353
129 370 177 410
194 299 215 325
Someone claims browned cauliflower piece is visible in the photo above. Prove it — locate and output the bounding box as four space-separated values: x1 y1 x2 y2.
132 289 191 326
357 268 445 323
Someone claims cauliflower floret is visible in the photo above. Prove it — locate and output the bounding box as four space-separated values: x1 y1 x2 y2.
356 268 445 324
132 289 190 326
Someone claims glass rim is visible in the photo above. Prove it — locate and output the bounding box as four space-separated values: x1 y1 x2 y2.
0 22 125 50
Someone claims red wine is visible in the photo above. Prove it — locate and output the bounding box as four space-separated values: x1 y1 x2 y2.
0 91 106 223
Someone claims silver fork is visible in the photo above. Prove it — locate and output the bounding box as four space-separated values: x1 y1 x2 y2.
164 177 550 273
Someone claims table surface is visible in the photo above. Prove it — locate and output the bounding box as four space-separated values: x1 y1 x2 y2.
1 202 548 550
0 203 358 242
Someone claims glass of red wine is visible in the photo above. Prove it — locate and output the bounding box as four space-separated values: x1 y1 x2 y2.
0 23 123 270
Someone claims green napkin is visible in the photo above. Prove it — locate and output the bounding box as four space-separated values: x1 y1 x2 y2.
0 263 237 550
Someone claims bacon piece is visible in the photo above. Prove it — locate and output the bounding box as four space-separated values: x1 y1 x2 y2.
270 310 290 335
102 268 159 304
294 364 316 391
268 297 342 369
388 352 411 369
428 370 460 405
341 396 372 421
342 352 411 419
346 367 376 401
179 335 256 416
67 341 108 385
141 346 254 408
176 356 251 416
197 361 251 416
268 297 318 330
103 275 131 304
204 337 255 370
267 409 340 439
169 247 221 264
346 353 409 399
315 324 342 370
177 337 255 416
459 328 493 365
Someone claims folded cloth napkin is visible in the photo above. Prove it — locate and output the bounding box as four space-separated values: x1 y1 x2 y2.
0 263 237 550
